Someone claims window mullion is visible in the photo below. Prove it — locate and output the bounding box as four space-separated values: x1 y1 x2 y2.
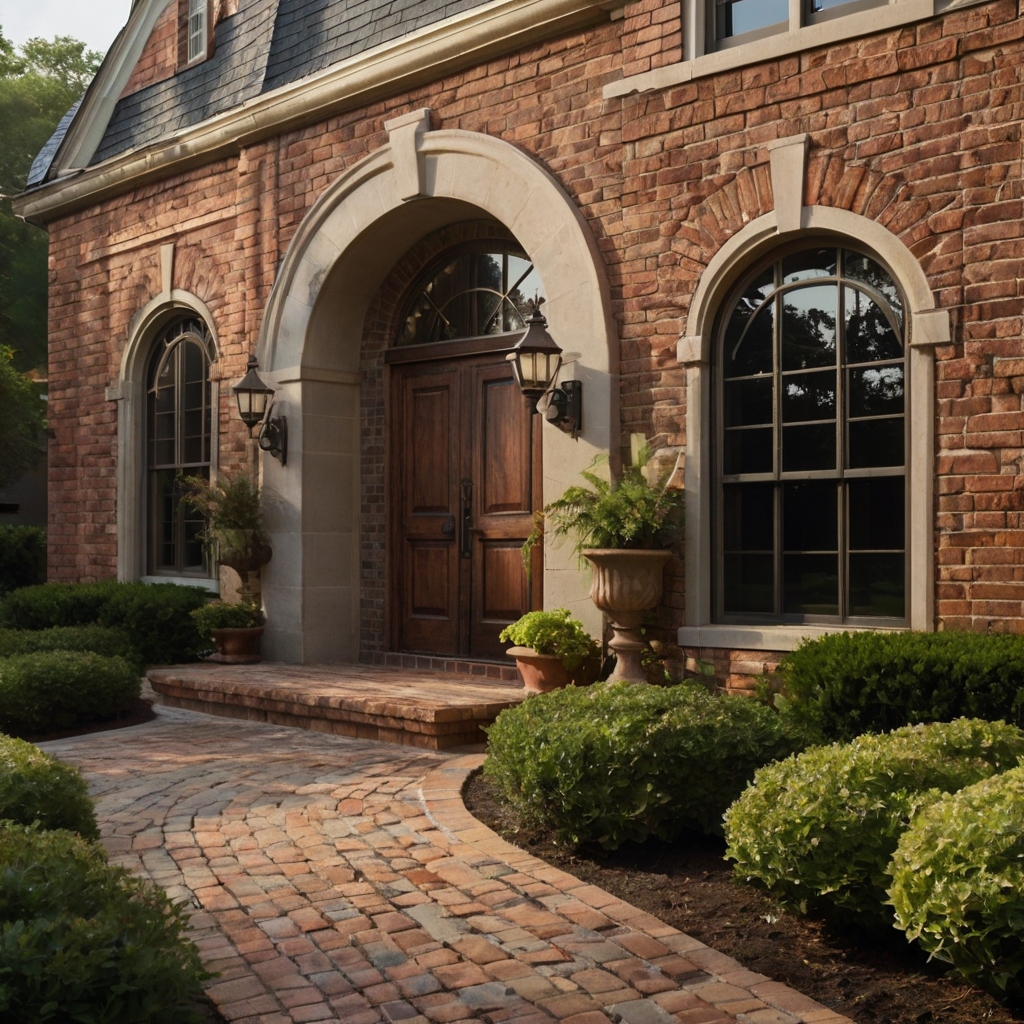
773 282 782 617
790 0 803 31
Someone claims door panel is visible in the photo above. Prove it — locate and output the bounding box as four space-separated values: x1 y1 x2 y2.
391 353 540 660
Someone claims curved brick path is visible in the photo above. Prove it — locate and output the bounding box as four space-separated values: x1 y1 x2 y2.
40 705 850 1024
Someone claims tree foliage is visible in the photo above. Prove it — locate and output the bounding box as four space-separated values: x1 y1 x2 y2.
0 345 45 488
0 26 102 372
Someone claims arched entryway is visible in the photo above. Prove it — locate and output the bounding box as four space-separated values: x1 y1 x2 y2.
255 114 616 664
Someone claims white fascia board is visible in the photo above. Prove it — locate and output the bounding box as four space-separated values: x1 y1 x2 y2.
14 0 613 225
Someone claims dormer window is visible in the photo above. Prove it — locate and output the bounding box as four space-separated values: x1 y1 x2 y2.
187 0 208 63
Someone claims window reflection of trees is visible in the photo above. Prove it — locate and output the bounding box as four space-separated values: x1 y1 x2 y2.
398 248 544 346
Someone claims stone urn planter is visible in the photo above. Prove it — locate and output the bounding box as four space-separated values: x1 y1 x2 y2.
506 647 573 694
217 528 273 605
584 549 672 683
208 625 265 664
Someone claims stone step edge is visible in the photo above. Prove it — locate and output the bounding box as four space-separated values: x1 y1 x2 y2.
420 755 856 1024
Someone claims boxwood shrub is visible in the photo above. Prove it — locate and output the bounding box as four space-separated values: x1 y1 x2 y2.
773 630 1024 743
484 680 795 849
724 718 1024 927
0 822 209 1022
0 581 208 665
0 525 46 597
890 765 1024 1001
0 735 97 839
0 625 143 674
0 651 140 736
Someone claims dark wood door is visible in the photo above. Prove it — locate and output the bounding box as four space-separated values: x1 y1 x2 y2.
391 354 541 658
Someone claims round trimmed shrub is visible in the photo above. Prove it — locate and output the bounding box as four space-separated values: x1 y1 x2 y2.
724 718 1024 927
0 735 97 839
0 625 143 673
484 680 795 849
890 766 1024 1000
0 651 140 736
0 823 209 1022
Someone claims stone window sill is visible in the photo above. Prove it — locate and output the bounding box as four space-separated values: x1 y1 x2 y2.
141 574 219 593
605 0 988 99
677 622 906 653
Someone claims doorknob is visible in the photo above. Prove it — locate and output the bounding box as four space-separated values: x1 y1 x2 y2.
440 514 456 538
461 479 473 559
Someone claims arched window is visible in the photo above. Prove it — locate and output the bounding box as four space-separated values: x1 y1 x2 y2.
716 245 906 623
146 318 213 577
397 244 543 346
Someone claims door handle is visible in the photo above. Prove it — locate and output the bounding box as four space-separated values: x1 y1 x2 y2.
461 479 473 559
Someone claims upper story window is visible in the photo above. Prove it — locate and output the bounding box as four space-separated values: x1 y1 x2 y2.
715 244 906 625
397 245 544 347
708 0 889 51
146 318 213 577
185 0 208 65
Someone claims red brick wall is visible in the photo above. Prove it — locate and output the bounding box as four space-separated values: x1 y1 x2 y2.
121 0 178 99
45 0 1024 674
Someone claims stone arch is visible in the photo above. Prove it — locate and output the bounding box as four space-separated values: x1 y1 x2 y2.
254 116 617 663
678 206 950 652
114 285 220 585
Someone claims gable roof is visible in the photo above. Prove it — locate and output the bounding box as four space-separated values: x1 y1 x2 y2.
26 98 83 188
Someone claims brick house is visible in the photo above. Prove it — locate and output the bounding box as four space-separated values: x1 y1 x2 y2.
13 0 1023 687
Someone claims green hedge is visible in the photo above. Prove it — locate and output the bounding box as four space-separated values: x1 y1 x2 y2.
0 735 97 839
0 526 46 597
0 652 140 736
484 680 795 849
0 625 143 673
0 823 209 1022
724 718 1024 927
0 581 208 665
773 630 1024 743
890 765 1024 1000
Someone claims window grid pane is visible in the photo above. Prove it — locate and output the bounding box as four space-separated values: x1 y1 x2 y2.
717 247 906 623
188 0 207 62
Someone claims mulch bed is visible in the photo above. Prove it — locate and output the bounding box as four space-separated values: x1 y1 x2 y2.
19 698 157 743
465 770 1023 1024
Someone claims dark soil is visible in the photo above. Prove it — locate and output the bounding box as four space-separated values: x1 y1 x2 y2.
465 771 1022 1024
19 698 156 743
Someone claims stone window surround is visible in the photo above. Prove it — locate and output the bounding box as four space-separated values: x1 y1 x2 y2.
677 135 950 654
108 243 221 592
605 0 991 99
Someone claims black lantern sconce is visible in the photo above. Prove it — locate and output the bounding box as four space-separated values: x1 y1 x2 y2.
232 356 288 465
507 303 582 439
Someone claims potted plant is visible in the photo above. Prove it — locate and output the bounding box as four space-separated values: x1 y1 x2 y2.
192 601 265 663
525 440 684 684
499 609 600 694
179 472 272 607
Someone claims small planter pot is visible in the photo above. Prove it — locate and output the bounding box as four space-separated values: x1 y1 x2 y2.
506 647 572 694
207 625 265 664
583 548 672 684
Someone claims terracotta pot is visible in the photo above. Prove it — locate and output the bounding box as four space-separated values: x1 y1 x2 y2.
506 647 572 694
583 548 672 684
207 625 265 664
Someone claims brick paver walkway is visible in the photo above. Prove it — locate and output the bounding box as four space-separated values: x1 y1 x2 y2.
41 706 851 1024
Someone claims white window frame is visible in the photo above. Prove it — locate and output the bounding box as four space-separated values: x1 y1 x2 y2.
608 0 992 99
187 0 208 65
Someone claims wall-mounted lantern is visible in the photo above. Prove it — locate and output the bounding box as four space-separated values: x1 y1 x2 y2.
507 304 582 439
232 356 287 465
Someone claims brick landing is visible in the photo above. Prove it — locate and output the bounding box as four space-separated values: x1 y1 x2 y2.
147 663 525 750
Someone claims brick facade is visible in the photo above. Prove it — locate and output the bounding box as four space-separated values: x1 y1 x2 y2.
40 0 1024 684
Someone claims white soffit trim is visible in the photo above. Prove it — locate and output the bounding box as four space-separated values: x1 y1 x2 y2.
14 0 614 224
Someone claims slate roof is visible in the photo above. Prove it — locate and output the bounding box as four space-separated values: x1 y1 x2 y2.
26 98 83 188
86 0 493 169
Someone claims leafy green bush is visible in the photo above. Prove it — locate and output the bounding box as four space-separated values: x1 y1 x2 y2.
0 625 143 673
498 609 598 671
0 735 97 839
724 718 1024 927
773 630 1024 744
0 651 140 736
890 766 1024 1000
191 600 263 641
0 525 46 597
484 681 794 849
0 823 209 1022
0 581 208 665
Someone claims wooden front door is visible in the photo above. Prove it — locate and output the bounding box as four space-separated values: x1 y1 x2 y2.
391 353 541 659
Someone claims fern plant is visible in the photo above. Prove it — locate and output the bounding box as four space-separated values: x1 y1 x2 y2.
524 442 683 568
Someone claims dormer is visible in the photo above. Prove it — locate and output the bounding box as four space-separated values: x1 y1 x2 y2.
180 0 213 67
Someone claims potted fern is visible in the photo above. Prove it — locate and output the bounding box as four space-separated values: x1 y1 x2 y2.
526 440 683 683
499 609 600 693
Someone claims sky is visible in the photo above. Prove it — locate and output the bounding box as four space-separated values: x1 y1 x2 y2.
0 0 131 57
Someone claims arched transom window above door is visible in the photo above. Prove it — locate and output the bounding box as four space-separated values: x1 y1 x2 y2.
717 245 907 625
397 245 544 346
